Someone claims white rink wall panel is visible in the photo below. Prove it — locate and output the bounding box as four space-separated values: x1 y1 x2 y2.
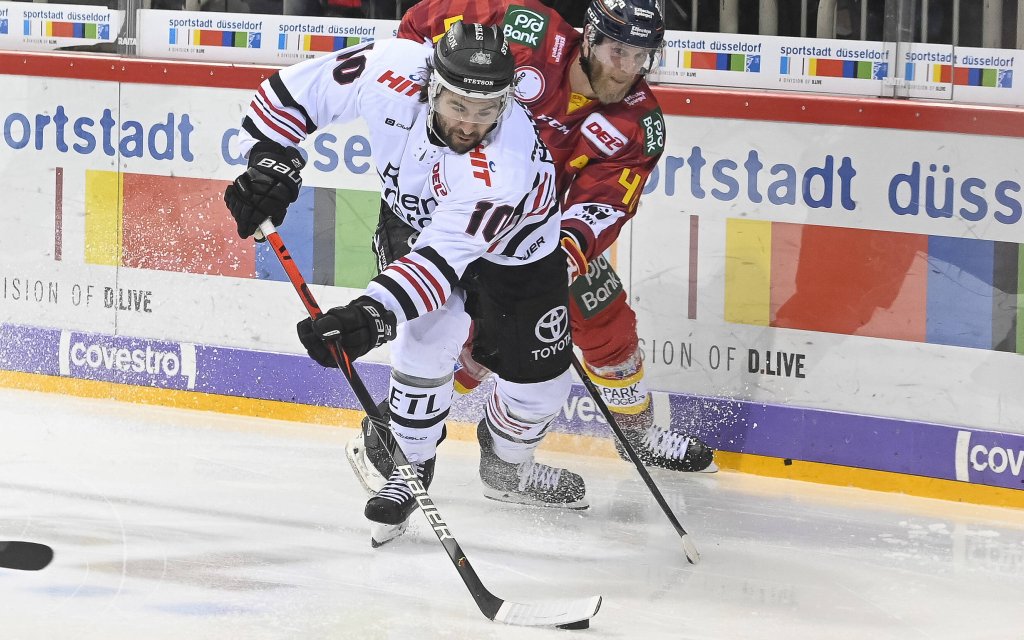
628 115 1024 432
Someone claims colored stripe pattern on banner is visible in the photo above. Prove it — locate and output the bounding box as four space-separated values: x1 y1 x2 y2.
904 62 1013 88
781 56 888 79
276 33 366 52
82 171 378 289
169 28 261 48
23 20 109 39
667 50 761 73
725 219 1023 353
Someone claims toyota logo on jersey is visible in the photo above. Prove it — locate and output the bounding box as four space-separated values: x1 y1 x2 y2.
532 305 570 361
535 305 568 343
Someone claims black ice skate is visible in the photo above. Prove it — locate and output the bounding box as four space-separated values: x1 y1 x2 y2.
345 404 396 496
613 403 717 473
364 457 435 547
477 420 589 510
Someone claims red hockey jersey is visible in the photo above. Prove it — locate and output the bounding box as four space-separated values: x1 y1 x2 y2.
398 0 666 261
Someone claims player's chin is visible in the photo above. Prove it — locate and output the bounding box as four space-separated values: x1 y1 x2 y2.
597 83 631 105
448 136 481 154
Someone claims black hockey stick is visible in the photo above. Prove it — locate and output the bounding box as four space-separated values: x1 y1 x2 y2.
258 220 601 628
0 541 54 571
571 354 701 565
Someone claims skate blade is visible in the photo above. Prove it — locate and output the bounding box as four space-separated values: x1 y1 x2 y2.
345 436 386 496
481 487 590 510
698 460 719 473
370 520 409 548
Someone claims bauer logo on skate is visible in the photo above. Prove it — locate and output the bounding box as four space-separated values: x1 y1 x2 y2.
57 330 197 390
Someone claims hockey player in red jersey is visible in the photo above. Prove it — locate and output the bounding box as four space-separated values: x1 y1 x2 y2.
385 0 717 474
226 23 592 545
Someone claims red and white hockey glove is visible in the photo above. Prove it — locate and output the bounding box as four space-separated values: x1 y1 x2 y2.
560 232 589 284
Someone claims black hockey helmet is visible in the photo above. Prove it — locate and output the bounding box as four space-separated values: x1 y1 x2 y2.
585 0 665 50
432 21 515 101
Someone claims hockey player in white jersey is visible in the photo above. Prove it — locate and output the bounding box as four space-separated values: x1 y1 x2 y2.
225 23 587 544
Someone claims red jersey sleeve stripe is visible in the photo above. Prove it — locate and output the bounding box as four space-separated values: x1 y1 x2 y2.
250 100 302 144
387 262 435 313
399 255 447 306
257 85 307 134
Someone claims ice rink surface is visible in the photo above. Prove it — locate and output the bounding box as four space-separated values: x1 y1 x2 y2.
1 387 1023 640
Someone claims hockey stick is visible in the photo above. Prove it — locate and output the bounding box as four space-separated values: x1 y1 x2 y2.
0 541 54 571
570 354 701 565
257 219 601 628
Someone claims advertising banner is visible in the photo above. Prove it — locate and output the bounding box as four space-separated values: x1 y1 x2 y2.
0 1 123 52
628 112 1024 433
651 32 893 98
902 43 1021 105
136 8 397 65
4 321 1022 492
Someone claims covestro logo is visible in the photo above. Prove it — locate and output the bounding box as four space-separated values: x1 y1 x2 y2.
954 430 1024 483
58 330 196 389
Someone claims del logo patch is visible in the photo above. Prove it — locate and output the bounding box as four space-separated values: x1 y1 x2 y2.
581 113 626 156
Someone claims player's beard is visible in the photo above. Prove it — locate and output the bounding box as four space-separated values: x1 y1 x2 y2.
586 56 637 105
435 115 489 154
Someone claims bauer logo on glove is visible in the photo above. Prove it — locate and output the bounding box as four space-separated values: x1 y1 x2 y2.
224 141 305 240
297 296 398 366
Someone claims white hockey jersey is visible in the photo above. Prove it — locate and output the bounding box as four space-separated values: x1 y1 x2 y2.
236 38 560 324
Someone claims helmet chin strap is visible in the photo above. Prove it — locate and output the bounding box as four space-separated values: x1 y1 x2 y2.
578 28 597 87
426 106 446 146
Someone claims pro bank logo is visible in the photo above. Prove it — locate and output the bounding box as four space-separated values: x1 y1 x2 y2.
502 6 548 49
58 330 196 389
954 430 1024 486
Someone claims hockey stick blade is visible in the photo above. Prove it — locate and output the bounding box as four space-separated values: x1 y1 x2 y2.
494 595 602 627
0 541 54 571
571 355 702 565
681 534 701 564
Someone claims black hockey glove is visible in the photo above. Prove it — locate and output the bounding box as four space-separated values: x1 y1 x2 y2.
297 296 398 366
224 141 305 240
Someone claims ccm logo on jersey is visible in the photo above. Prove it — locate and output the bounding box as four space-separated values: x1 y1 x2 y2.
430 161 449 197
582 114 626 155
377 69 422 96
469 148 492 186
